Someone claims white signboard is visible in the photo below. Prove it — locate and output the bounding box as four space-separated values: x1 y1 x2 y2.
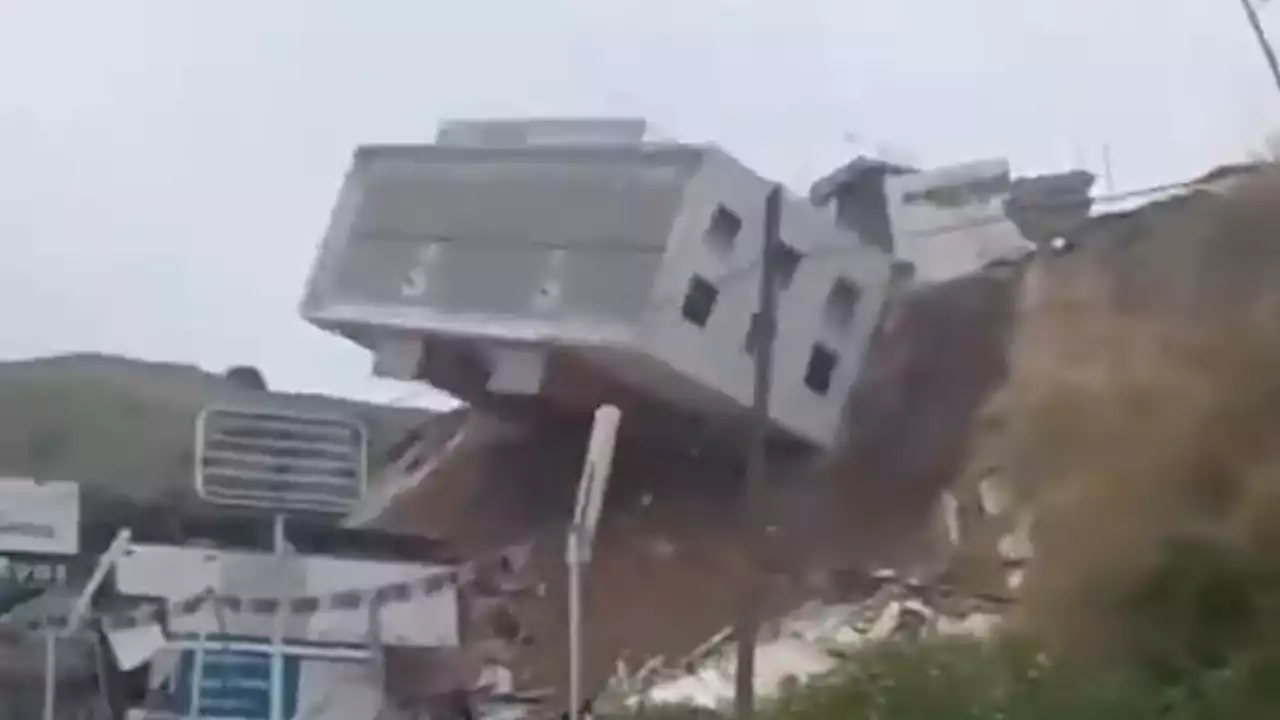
195 407 368 515
0 478 80 555
114 544 460 648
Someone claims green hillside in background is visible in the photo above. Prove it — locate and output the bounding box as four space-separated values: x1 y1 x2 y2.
0 353 434 518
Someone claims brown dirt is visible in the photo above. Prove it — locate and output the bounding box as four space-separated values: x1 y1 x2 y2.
379 262 1021 708
949 168 1280 662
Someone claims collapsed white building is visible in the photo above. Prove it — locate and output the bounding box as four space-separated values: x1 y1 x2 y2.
302 118 1094 456
301 118 898 452
296 117 1096 716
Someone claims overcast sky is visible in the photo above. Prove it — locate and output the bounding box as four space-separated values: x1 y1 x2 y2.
2 0 1277 408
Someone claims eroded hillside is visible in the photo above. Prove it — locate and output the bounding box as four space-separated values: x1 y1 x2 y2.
377 261 1021 703
950 167 1280 663
383 165 1280 707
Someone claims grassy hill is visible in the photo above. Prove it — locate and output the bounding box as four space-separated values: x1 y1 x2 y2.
0 353 435 519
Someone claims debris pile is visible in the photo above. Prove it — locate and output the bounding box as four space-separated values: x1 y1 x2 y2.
366 263 1022 708
374 162 1280 713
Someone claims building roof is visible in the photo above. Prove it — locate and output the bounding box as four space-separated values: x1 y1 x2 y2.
808 156 918 206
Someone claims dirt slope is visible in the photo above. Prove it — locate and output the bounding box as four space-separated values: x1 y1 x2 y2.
378 264 1021 706
949 167 1280 659
387 166 1280 706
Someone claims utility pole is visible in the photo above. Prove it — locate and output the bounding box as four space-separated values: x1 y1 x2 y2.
732 184 782 720
1239 0 1280 96
568 405 622 720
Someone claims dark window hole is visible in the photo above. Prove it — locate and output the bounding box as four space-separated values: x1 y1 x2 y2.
823 278 862 332
681 275 719 327
705 204 742 256
804 343 838 395
772 241 802 291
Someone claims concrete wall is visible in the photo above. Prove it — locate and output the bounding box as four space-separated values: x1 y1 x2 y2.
302 144 702 346
884 159 1035 282
301 133 895 448
642 150 894 447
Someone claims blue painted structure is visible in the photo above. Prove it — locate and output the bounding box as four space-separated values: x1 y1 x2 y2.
174 644 301 720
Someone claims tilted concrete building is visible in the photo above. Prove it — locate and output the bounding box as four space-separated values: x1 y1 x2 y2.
301 118 897 450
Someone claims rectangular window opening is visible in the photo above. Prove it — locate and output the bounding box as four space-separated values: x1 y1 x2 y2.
823 278 862 333
681 274 719 327
705 204 742 257
803 343 838 395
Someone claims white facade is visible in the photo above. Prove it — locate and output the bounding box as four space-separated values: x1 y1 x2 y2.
113 544 460 648
0 478 80 555
112 543 462 720
884 159 1035 282
301 118 895 449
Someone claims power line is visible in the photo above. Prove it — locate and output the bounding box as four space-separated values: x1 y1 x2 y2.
1238 0 1280 96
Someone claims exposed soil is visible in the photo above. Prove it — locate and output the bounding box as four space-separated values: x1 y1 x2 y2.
379 263 1022 709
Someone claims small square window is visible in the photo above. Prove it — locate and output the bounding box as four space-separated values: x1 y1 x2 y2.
823 278 862 332
803 343 838 395
681 275 719 327
705 204 742 256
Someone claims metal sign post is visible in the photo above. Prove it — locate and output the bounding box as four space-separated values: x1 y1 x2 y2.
567 405 622 720
42 631 56 720
189 404 369 720
188 631 207 720
36 528 132 720
270 514 287 720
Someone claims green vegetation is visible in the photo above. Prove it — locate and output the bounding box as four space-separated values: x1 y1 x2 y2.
0 353 431 517
756 527 1280 717
763 637 1280 720
637 538 1280 720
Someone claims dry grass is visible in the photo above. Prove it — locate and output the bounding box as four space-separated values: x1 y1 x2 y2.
745 174 1280 716
387 167 1280 710
961 169 1280 670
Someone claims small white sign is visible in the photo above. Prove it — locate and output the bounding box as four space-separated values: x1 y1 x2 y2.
0 478 80 555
